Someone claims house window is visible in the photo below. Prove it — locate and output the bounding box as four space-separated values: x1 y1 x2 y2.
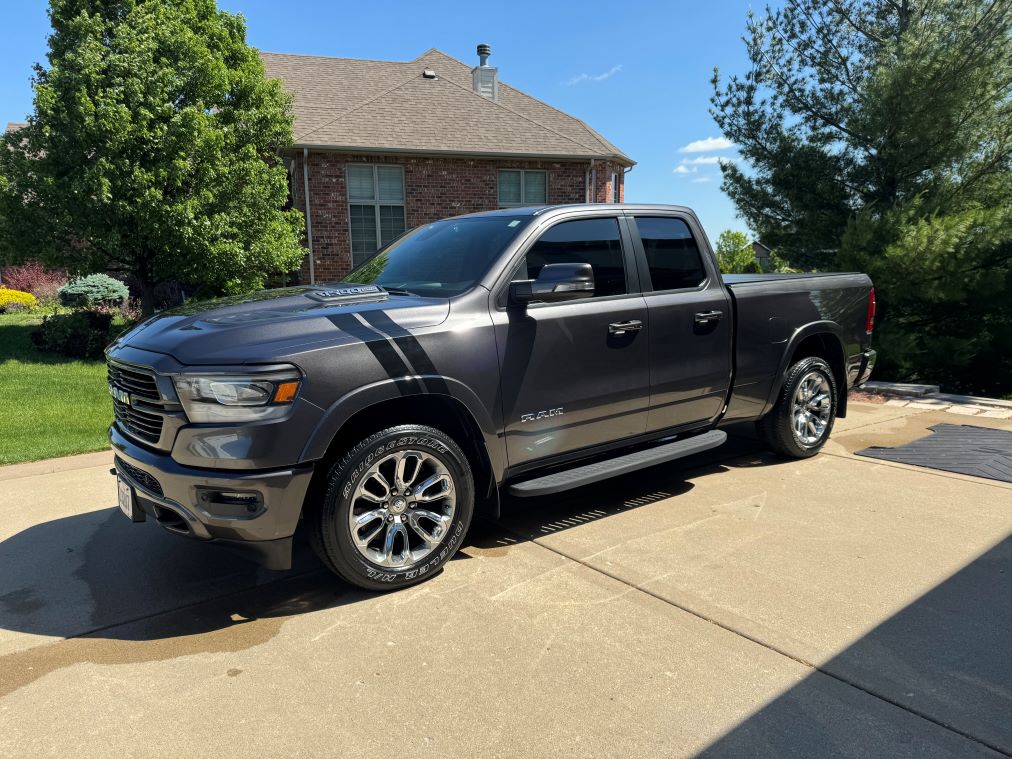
346 164 405 267
611 172 619 203
498 170 547 208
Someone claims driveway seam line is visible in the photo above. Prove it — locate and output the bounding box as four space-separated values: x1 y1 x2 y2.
517 531 1010 756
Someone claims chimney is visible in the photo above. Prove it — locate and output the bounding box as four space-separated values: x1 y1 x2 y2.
472 43 498 101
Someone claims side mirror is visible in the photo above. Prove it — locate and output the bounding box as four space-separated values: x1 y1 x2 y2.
509 263 595 307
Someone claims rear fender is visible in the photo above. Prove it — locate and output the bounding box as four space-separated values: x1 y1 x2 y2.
764 322 849 418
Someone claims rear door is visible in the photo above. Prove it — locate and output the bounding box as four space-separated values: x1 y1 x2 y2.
628 214 733 433
492 215 650 468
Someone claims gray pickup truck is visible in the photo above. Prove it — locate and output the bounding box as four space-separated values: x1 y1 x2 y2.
107 204 875 589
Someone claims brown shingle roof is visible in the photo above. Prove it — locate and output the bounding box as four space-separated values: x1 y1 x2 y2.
261 49 632 165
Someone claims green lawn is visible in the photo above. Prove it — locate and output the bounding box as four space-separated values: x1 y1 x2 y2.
0 312 112 465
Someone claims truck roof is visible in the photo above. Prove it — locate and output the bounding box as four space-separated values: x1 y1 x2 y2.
453 203 698 219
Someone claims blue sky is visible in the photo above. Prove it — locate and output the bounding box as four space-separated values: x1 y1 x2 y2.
0 0 762 241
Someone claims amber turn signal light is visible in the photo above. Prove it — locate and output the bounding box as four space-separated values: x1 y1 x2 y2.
272 380 300 404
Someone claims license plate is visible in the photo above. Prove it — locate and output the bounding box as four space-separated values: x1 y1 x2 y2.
117 477 141 521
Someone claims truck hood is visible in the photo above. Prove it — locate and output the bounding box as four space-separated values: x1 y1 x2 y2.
112 284 450 366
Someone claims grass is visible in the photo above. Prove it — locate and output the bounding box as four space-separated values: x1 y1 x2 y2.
0 311 112 466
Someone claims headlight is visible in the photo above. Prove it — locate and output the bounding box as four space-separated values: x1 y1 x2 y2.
173 368 302 423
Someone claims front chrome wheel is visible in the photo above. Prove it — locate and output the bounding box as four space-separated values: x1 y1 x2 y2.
348 450 456 568
791 371 832 446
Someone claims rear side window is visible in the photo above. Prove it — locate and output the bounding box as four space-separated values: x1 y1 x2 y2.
519 218 627 298
635 217 706 291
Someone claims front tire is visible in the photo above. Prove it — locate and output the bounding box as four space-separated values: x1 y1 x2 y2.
308 425 474 591
757 357 838 458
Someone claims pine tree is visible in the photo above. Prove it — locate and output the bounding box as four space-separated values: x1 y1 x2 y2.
712 0 1012 393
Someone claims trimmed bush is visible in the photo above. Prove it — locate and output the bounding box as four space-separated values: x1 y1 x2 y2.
1 262 68 300
59 274 129 309
31 311 123 359
0 288 39 313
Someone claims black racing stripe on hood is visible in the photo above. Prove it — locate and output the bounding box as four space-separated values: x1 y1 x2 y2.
358 310 450 396
327 314 421 396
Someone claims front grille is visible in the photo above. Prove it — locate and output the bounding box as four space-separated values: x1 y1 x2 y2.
115 456 164 497
112 398 164 443
108 362 160 401
108 360 168 446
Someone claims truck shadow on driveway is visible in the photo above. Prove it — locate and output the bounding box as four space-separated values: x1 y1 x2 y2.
0 428 781 698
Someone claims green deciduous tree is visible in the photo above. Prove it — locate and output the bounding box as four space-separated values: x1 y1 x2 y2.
715 230 760 273
711 0 1012 394
0 0 304 314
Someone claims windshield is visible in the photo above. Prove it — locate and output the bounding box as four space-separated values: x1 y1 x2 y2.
343 215 530 297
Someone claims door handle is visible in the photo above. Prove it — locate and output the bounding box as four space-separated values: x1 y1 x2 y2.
608 319 643 336
694 310 723 325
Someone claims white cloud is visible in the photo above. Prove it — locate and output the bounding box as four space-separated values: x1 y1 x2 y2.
678 136 735 153
673 165 697 175
566 64 623 86
680 155 725 165
691 176 712 183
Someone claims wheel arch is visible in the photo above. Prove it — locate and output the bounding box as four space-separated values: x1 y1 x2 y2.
301 380 503 518
766 323 849 418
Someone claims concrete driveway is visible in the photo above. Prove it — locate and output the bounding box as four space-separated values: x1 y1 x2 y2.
1 401 1010 758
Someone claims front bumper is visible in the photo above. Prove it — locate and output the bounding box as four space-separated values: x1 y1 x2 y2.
110 424 314 570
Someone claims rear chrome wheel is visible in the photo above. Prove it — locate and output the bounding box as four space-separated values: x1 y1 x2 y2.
791 371 832 446
349 450 457 568
757 356 838 459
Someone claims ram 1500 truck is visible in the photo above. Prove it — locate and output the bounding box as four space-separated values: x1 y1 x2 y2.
107 204 875 590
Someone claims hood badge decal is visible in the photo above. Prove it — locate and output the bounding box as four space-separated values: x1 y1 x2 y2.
308 284 386 302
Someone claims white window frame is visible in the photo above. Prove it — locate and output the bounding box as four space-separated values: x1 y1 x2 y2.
346 163 406 267
611 172 619 203
498 169 548 208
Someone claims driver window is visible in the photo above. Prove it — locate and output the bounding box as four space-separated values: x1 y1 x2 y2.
515 218 627 298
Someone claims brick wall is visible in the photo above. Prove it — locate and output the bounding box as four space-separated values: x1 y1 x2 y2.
288 151 627 283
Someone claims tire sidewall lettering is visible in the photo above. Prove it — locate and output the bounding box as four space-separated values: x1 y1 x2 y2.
341 435 450 500
356 517 465 583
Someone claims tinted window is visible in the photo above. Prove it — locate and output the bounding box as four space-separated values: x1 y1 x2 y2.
518 218 626 298
636 217 706 291
345 216 529 297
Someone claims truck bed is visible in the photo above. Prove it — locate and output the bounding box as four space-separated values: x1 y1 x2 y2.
722 272 864 285
721 271 874 423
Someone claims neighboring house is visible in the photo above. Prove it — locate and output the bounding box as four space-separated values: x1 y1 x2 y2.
752 240 773 270
262 44 634 283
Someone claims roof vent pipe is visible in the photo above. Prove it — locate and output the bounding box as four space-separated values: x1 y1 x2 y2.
472 43 498 101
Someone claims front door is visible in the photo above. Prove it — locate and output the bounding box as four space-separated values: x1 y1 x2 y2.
492 216 650 468
628 214 733 432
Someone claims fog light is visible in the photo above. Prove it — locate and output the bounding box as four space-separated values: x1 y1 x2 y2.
197 488 264 517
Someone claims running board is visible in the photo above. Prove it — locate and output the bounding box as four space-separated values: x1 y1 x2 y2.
508 430 727 498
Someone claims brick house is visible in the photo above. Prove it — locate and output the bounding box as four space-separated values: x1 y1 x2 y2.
262 45 634 283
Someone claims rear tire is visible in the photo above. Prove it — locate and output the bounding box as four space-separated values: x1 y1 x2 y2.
757 357 838 459
308 425 474 591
